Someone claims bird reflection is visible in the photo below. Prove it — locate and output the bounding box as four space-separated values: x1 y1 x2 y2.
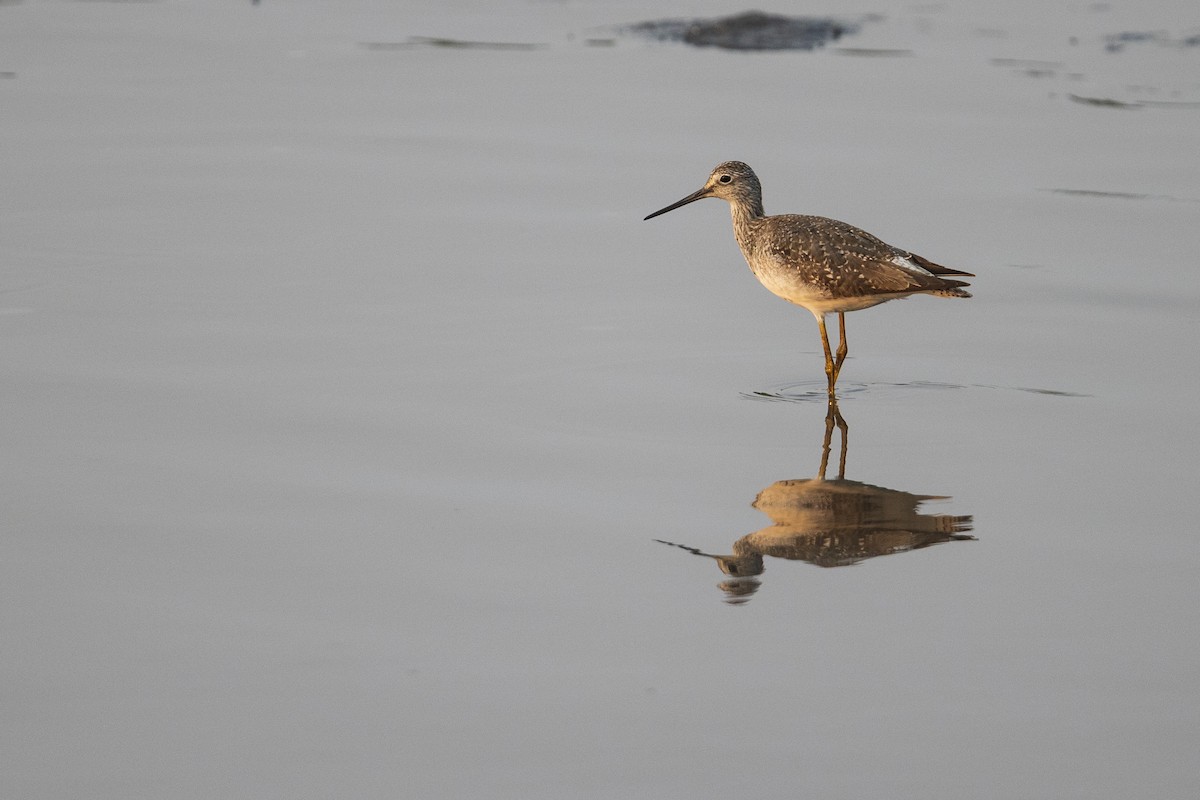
657 398 974 604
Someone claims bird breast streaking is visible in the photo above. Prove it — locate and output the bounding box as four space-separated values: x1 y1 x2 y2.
644 161 972 394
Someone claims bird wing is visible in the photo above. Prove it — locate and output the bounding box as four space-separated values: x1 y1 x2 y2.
758 215 970 297
905 251 975 278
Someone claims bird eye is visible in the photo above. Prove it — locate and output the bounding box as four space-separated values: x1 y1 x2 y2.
719 174 732 184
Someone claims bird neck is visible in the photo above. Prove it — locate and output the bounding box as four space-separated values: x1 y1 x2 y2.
730 198 764 246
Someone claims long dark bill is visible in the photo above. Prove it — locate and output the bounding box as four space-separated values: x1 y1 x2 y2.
643 186 712 221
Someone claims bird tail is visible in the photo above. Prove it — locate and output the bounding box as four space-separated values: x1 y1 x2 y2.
928 271 972 297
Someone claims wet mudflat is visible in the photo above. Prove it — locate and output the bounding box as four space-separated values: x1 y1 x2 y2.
3 1 1199 798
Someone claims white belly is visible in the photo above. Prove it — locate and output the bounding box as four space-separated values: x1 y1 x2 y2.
749 261 902 318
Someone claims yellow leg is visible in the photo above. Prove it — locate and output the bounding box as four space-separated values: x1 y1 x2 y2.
817 315 836 394
833 312 848 381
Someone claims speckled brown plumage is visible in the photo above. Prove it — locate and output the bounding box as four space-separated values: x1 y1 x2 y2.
644 161 973 393
742 213 971 301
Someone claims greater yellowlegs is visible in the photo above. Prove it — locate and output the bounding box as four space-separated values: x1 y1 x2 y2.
644 161 973 394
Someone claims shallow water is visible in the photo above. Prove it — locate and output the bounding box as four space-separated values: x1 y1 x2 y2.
4 1 1200 798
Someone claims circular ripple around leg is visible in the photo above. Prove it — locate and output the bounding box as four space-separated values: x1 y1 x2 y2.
742 379 1088 403
741 380 868 403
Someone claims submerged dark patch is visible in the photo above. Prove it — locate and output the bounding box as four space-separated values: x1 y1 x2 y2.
625 10 860 52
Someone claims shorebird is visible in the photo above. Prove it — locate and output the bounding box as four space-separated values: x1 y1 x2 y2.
644 161 973 394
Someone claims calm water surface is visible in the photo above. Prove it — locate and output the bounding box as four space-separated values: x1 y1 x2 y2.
3 1 1199 798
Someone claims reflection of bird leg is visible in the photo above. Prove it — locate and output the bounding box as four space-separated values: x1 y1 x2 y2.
833 399 848 479
819 397 850 480
818 406 834 480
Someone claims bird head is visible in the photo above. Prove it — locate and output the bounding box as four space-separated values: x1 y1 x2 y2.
644 161 762 220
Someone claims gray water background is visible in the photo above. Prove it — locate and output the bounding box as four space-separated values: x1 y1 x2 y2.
4 1 1199 798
